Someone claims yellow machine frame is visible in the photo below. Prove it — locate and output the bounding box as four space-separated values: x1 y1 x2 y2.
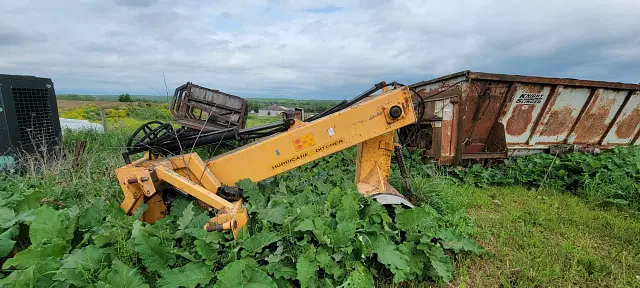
116 86 417 238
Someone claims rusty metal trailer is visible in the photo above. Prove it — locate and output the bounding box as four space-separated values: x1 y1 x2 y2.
405 71 640 165
171 83 249 132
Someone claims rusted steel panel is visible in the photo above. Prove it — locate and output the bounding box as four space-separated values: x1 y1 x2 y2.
171 82 249 132
529 86 590 144
567 89 627 144
411 74 466 163
408 71 640 165
468 71 640 90
462 81 512 151
476 82 536 145
602 91 640 145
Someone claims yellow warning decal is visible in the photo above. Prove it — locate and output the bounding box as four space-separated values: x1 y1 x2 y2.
292 133 316 151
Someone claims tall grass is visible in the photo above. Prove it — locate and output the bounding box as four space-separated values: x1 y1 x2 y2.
7 129 131 208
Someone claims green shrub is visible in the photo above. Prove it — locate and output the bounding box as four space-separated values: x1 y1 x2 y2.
118 93 132 102
453 147 640 211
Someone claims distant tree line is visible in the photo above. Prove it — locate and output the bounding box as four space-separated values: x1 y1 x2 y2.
247 99 343 113
57 93 342 113
56 94 97 101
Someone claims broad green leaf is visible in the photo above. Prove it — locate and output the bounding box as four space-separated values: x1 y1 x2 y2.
93 221 129 248
315 181 333 195
215 258 277 288
0 265 38 288
316 247 343 279
30 206 76 245
438 228 484 254
339 263 374 288
295 204 320 219
0 238 16 258
259 206 286 224
336 192 359 223
0 226 19 258
100 259 149 288
140 218 175 240
174 249 198 262
332 221 357 247
326 187 342 209
427 245 453 283
241 231 282 256
53 245 109 286
274 278 293 288
323 259 344 279
169 196 191 218
296 254 319 288
363 201 392 224
294 219 315 232
195 239 220 263
238 179 266 211
395 206 438 232
131 221 175 273
0 207 16 227
2 210 35 229
157 262 213 288
311 217 332 245
315 247 331 267
2 241 69 270
265 244 286 264
370 235 410 283
78 199 109 230
266 262 297 280
186 228 227 243
14 188 42 213
278 180 287 194
186 212 213 230
176 202 195 238
398 242 425 279
0 187 24 208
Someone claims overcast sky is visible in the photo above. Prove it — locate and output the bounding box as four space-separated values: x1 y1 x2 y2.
1 0 638 99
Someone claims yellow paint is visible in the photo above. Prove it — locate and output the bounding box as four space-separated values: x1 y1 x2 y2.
117 85 417 239
271 138 345 170
207 87 416 185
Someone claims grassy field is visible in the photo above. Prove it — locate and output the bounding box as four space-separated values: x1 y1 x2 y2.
449 186 640 287
1 103 638 287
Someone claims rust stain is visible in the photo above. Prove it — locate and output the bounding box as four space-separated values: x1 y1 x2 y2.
505 104 534 136
615 106 640 139
573 95 615 143
539 106 575 136
468 72 640 91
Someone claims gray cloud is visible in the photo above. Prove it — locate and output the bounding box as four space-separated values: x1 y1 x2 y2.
0 0 638 98
113 0 158 8
0 30 43 46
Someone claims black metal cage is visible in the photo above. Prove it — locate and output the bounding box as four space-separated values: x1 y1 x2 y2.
0 74 61 154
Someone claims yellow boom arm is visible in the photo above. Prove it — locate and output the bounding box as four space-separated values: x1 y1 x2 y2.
116 85 417 237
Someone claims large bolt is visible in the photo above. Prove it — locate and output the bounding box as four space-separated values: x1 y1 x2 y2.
389 105 403 119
